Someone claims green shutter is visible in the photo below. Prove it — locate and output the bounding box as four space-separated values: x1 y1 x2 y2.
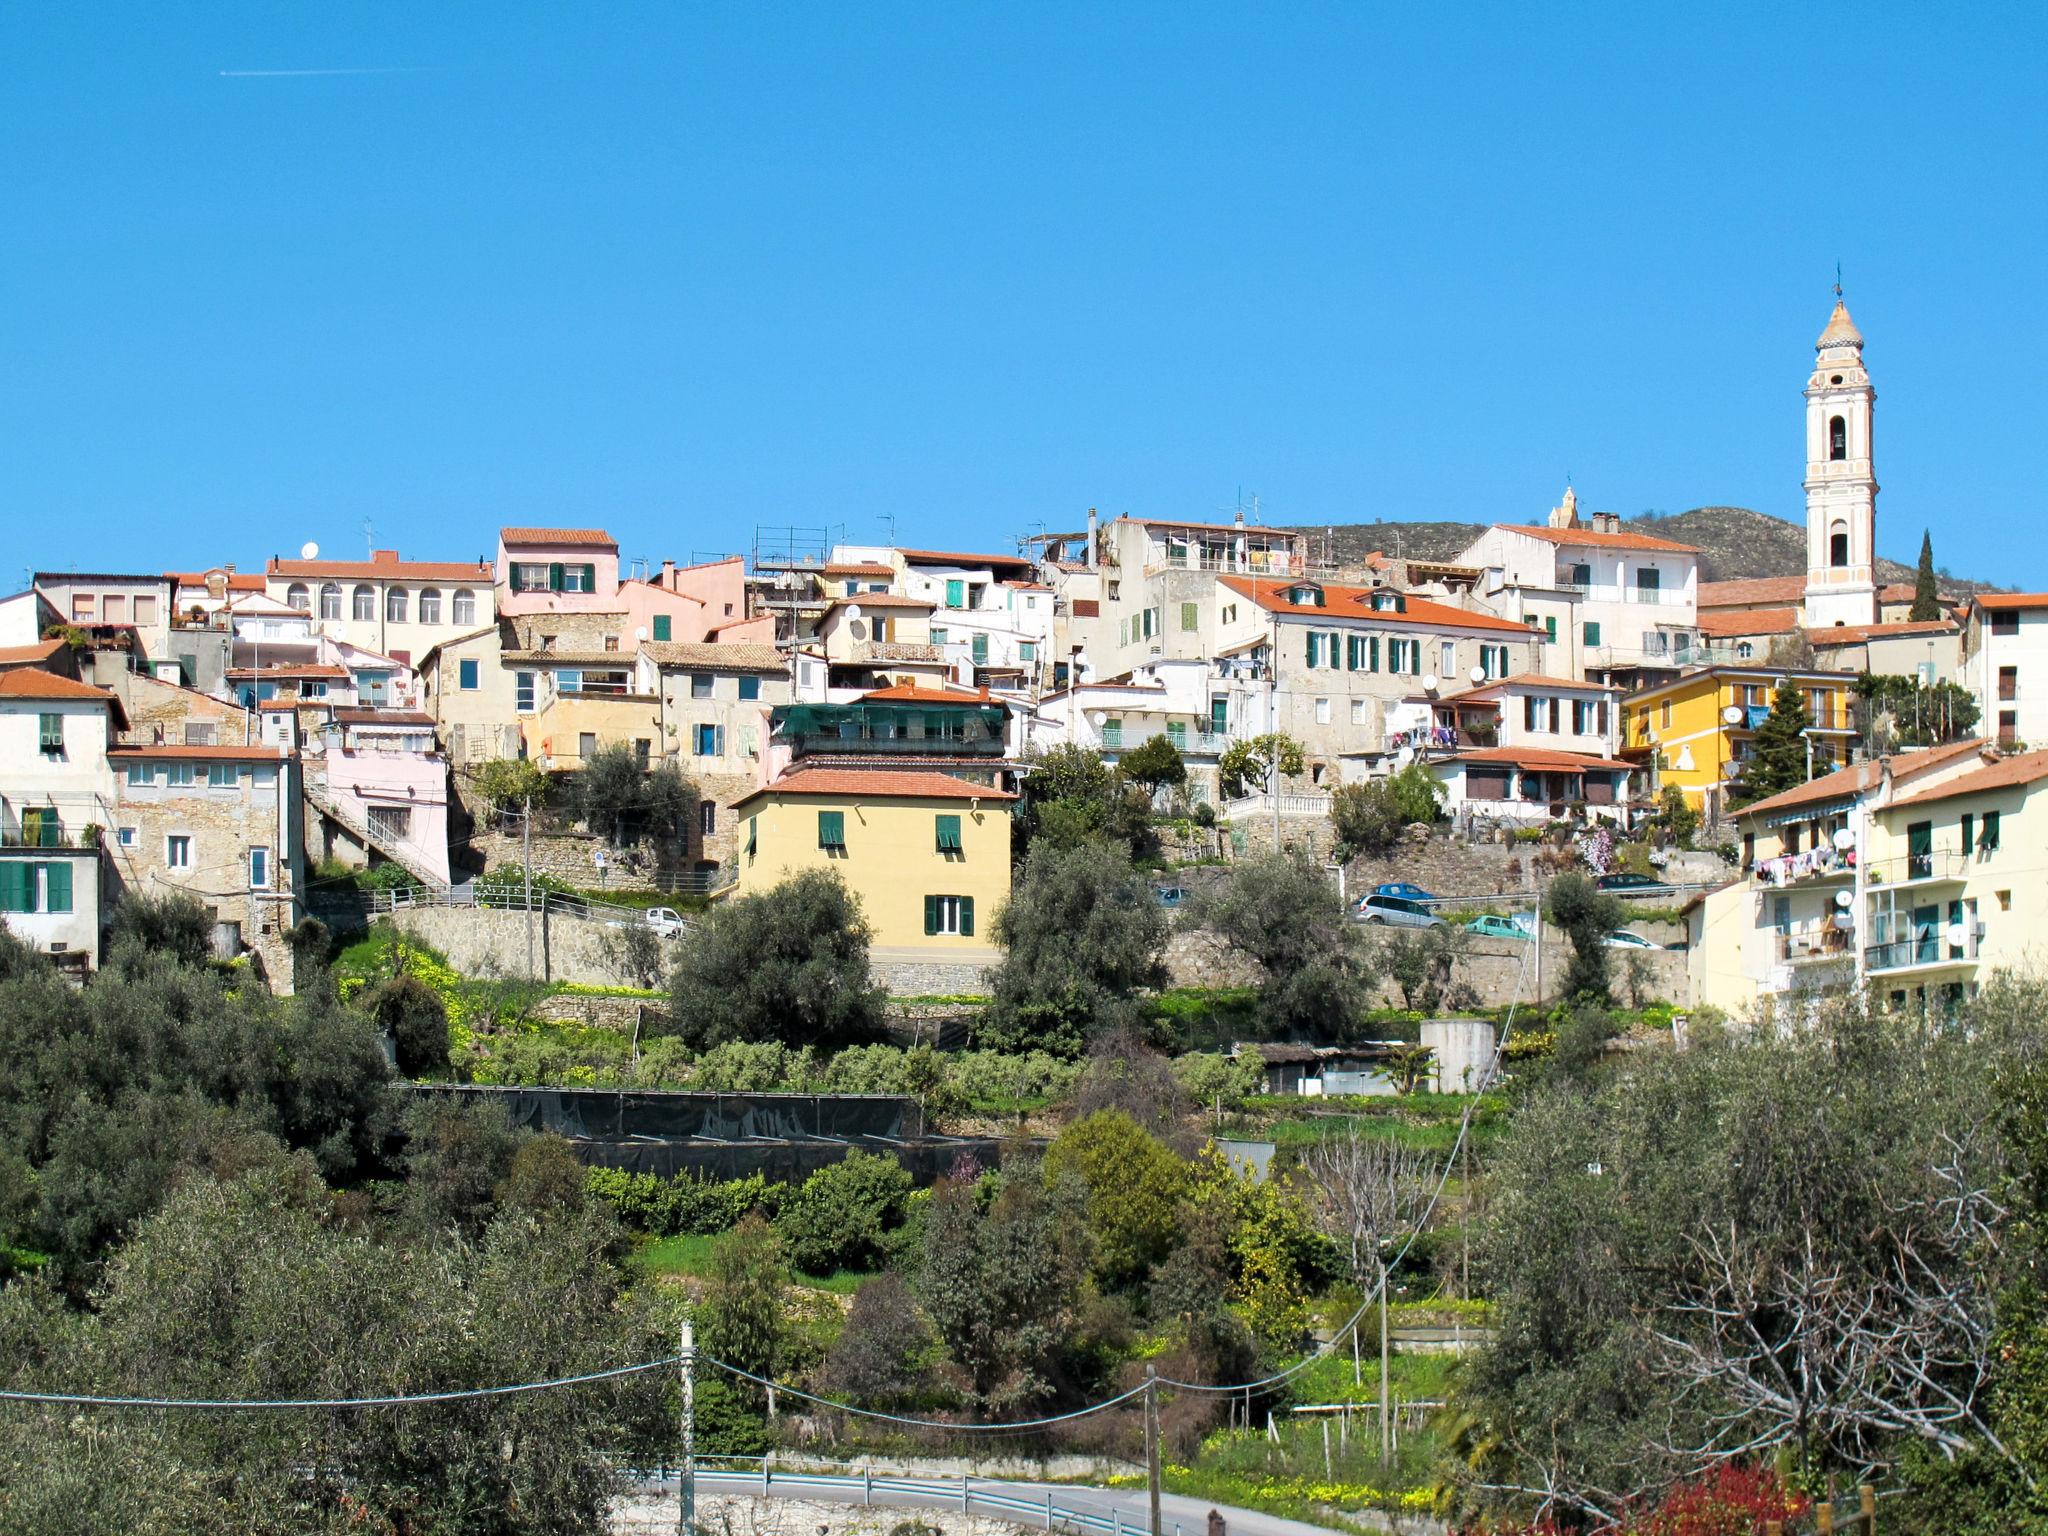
1180 602 1198 632
44 860 71 914
1583 621 1601 646
935 814 962 852
1962 813 1975 855
745 818 757 857
1984 811 2001 851
38 713 62 751
971 633 988 664
582 564 597 592
549 562 566 592
946 579 964 607
1545 616 1558 641
0 863 28 913
958 895 974 937
924 894 939 935
818 810 846 849
1305 633 1319 668
653 614 671 641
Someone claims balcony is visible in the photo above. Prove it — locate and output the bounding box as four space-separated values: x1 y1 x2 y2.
1863 850 1970 888
1554 582 1690 607
856 642 945 664
1145 549 1299 578
1866 933 1977 974
1775 928 1855 964
1106 727 1233 756
0 827 95 850
1751 848 1855 886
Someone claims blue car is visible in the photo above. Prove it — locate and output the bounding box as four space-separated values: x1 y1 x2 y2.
1374 881 1437 903
1153 885 1189 909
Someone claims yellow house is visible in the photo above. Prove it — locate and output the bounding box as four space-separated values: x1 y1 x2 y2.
1684 739 2048 1020
1621 666 1858 818
729 767 1014 959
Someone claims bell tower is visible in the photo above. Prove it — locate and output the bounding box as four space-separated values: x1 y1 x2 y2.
1802 294 1879 629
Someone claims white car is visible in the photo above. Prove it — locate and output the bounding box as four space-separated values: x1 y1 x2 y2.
640 907 688 939
1603 929 1657 949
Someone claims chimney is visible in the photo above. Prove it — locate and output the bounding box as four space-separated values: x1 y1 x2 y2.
1086 507 1099 571
661 559 676 588
1591 511 1621 535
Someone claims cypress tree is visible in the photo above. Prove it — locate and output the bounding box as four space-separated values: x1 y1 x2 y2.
1735 678 1813 804
1910 529 1942 621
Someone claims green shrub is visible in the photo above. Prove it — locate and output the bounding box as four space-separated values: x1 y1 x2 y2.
363 975 451 1077
771 1149 914 1275
585 1167 775 1236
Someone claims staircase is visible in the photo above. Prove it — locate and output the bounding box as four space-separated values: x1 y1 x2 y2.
303 776 448 892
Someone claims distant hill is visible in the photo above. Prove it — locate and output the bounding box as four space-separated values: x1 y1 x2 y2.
1283 506 1994 593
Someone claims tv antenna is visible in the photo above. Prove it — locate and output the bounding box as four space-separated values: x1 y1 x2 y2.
361 519 375 559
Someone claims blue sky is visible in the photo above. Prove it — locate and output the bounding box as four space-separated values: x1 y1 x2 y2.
3 5 2042 584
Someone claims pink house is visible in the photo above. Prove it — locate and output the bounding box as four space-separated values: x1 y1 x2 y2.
495 528 626 617
310 708 451 887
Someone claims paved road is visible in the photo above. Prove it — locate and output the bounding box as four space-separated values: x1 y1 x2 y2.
623 1467 1355 1536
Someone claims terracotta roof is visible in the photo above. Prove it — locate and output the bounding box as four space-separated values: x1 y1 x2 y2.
1809 619 1958 645
1216 576 1537 633
268 551 493 581
821 562 897 578
167 570 265 592
1495 523 1701 554
856 683 998 704
734 768 1016 806
827 593 934 610
896 548 1037 572
1697 608 1802 638
1698 574 1807 608
501 651 638 666
1450 746 1634 772
110 745 285 763
1735 739 1987 821
1004 581 1054 592
499 527 617 549
0 669 117 703
334 708 435 726
1817 299 1864 351
1887 749 2048 811
641 642 787 672
1447 672 1620 700
0 639 67 666
258 700 304 712
1975 593 2048 612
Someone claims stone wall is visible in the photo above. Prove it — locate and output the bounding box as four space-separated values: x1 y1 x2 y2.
387 903 638 987
532 991 663 1031
468 827 694 889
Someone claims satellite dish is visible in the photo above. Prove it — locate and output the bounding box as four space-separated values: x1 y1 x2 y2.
1722 705 1745 725
300 541 320 560
1422 674 1440 693
1468 666 1486 684
635 626 648 643
844 604 862 623
1088 710 1106 727
1832 827 1855 851
1834 889 1854 909
1947 922 1968 948
1831 911 1854 929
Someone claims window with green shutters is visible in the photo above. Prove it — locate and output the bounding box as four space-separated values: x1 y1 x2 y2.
1583 621 1602 647
946 579 965 607
744 818 757 861
818 810 846 851
1544 615 1558 641
0 862 29 913
652 614 671 641
1306 633 1323 668
1982 810 2002 852
971 633 988 665
458 659 480 690
923 894 974 936
42 861 70 914
1180 602 1198 632
1019 641 1035 663
38 714 61 753
935 814 963 853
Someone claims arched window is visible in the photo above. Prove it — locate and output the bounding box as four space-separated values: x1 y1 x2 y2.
1829 521 1850 568
352 585 375 621
1829 415 1847 461
386 587 409 623
451 588 476 625
418 587 442 624
319 583 342 620
285 583 310 611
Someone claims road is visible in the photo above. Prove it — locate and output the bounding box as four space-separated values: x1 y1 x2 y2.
622 1466 1358 1536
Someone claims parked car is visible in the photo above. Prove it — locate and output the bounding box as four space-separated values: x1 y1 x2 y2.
614 906 688 939
1374 881 1438 903
1466 913 1533 940
1356 893 1445 929
1603 929 1657 949
1153 884 1189 910
1595 872 1677 897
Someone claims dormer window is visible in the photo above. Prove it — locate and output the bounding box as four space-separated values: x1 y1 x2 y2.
1369 590 1405 613
1289 584 1324 607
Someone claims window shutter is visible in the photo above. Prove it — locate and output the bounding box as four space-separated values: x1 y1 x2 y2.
1545 615 1558 641
946 579 964 607
1985 810 2001 850
924 895 938 935
1583 621 1601 646
582 564 597 591
549 562 565 591
818 810 845 849
958 895 974 937
653 615 671 641
0 863 25 912
936 814 962 852
1369 636 1380 672
45 860 71 913
1180 602 1198 632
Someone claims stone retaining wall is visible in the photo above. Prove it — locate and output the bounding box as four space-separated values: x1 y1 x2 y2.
387 904 640 987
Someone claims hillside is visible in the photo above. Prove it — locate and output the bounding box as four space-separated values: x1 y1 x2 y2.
1285 505 1993 592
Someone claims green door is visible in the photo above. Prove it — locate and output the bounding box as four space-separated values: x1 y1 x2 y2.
1907 820 1932 880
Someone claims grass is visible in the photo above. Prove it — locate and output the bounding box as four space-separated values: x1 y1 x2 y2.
627 1233 869 1295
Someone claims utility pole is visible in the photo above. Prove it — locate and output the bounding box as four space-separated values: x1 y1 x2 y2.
1531 899 1543 1005
1379 1256 1392 1466
679 1319 696 1536
1144 1365 1163 1536
522 797 535 982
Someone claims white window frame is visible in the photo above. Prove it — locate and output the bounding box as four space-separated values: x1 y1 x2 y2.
165 834 193 870
249 846 271 889
116 826 137 847
932 894 963 935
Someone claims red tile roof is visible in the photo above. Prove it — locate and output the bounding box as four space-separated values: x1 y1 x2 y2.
1886 749 2048 811
499 527 617 548
1496 523 1701 554
821 562 897 578
1734 739 1988 821
856 683 997 704
0 669 116 703
1809 619 1958 645
267 550 492 581
0 639 67 667
1447 672 1620 699
1451 746 1634 772
1974 593 2048 611
1697 607 1801 638
1698 574 1806 607
828 593 934 610
735 768 1016 806
1217 576 1537 633
167 570 265 591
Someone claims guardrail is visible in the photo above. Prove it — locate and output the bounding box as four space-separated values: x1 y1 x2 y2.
359 884 691 929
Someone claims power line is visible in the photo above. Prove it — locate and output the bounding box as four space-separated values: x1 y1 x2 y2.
0 1357 679 1411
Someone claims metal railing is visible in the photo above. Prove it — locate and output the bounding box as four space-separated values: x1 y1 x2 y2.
1775 929 1854 963
1862 849 1970 886
360 882 700 926
1865 935 1973 973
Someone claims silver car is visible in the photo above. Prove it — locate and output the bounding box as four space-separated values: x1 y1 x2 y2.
1356 893 1445 929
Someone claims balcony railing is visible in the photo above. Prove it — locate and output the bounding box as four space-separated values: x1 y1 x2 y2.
0 829 93 850
1554 582 1690 607
1866 934 1976 973
1146 551 1299 577
1106 728 1233 756
1775 928 1854 963
1863 850 1970 887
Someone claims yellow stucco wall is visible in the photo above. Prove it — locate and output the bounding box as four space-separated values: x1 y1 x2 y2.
1626 671 1852 812
734 787 1013 954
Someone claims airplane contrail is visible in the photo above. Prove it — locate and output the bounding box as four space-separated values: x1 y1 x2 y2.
218 65 446 78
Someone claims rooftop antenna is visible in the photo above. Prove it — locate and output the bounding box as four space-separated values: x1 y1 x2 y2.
878 511 897 545
361 519 374 559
